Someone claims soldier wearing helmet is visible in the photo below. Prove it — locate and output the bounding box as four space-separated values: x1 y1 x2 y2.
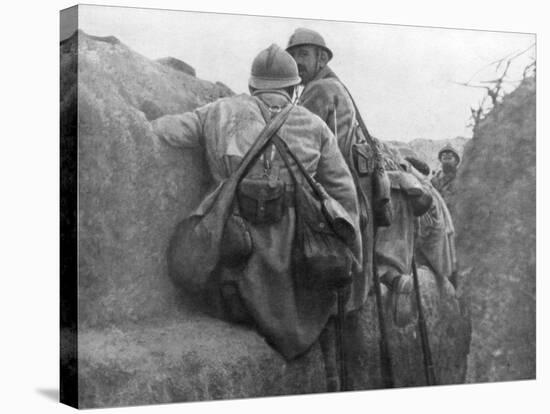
431 144 461 210
286 28 358 160
152 45 360 367
287 27 373 306
287 28 387 390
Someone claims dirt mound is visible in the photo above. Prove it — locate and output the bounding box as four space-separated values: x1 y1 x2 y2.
156 56 196 77
453 77 536 382
61 29 234 327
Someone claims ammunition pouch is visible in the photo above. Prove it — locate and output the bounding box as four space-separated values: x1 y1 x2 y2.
352 142 375 176
237 176 287 224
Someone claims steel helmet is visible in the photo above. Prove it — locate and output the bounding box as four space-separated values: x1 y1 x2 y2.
438 144 460 164
249 44 302 90
286 28 333 61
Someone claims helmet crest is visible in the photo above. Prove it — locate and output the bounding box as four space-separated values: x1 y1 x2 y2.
249 44 302 90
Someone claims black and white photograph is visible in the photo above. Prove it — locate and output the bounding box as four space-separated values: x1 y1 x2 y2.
2 1 546 413
59 3 537 409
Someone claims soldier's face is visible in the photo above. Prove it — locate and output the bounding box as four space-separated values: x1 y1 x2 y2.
288 45 320 85
440 152 458 169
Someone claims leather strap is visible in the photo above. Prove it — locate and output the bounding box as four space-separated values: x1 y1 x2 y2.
271 135 326 202
324 73 384 167
253 99 326 201
233 102 294 182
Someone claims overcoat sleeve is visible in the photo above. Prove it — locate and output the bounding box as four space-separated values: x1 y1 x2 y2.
151 105 210 148
316 124 362 255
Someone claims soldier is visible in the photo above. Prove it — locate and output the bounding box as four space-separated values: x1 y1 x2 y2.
286 27 373 307
408 157 459 289
286 28 394 389
431 144 461 209
152 44 361 371
286 28 358 166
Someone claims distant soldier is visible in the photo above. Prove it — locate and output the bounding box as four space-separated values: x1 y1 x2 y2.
431 144 461 208
408 157 459 289
152 44 361 373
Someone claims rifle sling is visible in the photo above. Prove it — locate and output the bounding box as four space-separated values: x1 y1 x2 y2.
233 102 294 184
256 102 325 201
325 74 374 145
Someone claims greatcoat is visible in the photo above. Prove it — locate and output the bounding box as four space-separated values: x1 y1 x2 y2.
298 65 372 310
416 170 458 283
431 169 457 207
152 90 361 359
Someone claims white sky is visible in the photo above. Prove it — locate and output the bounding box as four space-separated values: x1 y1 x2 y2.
76 4 535 142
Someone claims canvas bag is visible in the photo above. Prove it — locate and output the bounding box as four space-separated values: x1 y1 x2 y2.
167 104 294 293
272 135 359 289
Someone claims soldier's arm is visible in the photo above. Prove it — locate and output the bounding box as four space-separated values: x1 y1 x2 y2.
316 124 358 213
316 123 361 238
151 105 209 148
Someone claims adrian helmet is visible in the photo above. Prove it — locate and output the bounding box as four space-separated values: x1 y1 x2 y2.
249 44 302 90
286 28 333 61
438 144 460 164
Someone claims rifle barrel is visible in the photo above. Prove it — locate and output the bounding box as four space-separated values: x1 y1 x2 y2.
336 288 347 391
412 259 437 385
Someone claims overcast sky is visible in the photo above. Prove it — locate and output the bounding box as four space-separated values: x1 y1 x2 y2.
72 4 535 142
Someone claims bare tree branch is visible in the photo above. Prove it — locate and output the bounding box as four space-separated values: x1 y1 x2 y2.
452 81 487 89
523 60 536 79
456 43 535 131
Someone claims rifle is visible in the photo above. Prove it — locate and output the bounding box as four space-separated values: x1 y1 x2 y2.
372 229 395 388
332 98 348 392
333 81 395 389
411 257 437 385
336 288 348 391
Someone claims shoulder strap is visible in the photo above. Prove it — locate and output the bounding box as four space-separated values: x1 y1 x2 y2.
271 135 326 201
272 135 298 184
332 77 391 187
330 76 386 167
233 102 294 182
253 97 321 196
343 85 372 143
322 73 372 143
